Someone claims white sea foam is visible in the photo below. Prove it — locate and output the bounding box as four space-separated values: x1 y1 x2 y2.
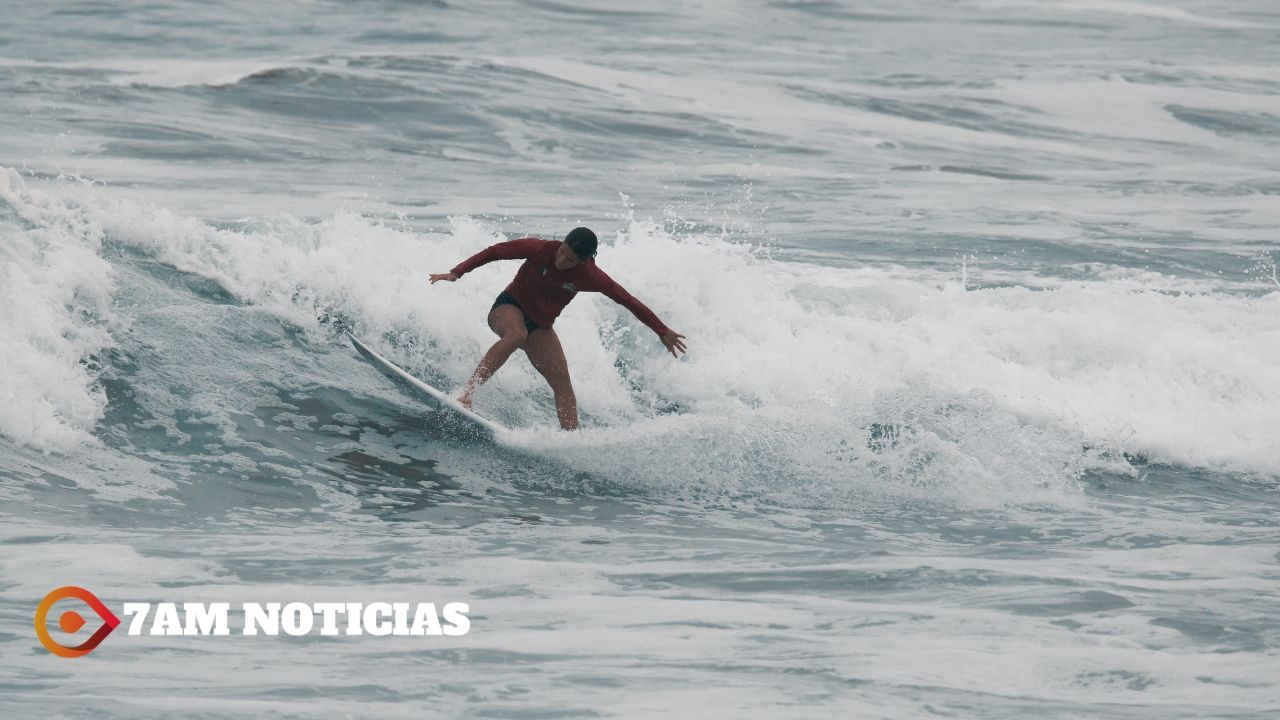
0 169 119 453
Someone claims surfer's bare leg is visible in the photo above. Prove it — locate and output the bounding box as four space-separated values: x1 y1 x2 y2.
523 328 578 430
459 305 528 409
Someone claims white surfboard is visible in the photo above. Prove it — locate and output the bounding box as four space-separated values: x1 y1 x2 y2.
347 332 506 440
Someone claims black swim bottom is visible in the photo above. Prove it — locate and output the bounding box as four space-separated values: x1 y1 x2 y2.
491 291 540 333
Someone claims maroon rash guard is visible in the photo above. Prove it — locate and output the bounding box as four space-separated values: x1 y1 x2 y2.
450 238 672 337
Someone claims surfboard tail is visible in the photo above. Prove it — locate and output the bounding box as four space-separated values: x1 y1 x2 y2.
346 332 504 440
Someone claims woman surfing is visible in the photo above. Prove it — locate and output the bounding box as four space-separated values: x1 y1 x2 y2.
429 227 687 430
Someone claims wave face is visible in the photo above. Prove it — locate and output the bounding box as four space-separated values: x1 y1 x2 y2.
2 1 1279 718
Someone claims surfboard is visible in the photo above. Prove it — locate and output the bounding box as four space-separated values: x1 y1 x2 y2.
347 332 506 440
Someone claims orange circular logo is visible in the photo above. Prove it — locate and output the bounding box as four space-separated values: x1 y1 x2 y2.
34 586 120 658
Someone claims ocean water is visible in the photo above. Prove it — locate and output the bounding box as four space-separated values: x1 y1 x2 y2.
2 0 1279 717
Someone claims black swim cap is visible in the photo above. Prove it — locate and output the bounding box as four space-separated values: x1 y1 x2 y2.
564 227 598 260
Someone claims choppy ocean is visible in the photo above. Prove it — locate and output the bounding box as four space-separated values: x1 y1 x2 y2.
2 1 1279 717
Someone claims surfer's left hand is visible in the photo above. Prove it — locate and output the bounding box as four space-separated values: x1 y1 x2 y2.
661 331 688 358
429 272 458 284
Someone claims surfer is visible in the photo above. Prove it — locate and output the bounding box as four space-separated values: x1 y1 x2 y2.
430 227 687 430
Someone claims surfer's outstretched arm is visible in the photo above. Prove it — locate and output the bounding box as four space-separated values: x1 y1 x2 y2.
430 238 546 283
592 271 688 358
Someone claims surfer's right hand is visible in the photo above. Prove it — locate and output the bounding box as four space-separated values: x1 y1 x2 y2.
429 272 458 284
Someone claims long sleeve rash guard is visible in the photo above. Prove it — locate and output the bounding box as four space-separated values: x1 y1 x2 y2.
450 238 672 336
